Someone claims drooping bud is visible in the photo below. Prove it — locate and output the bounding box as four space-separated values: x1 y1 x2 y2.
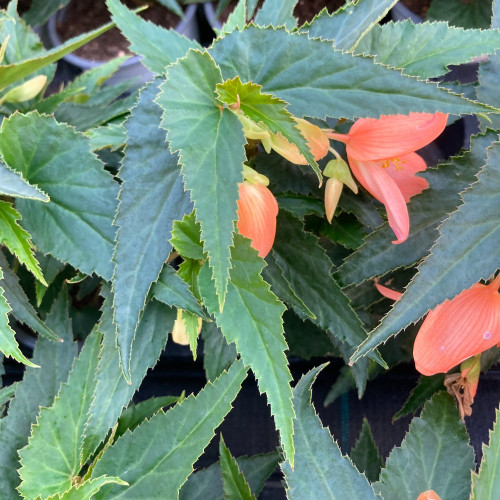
1 75 47 104
172 309 202 346
417 491 442 500
237 114 270 141
323 158 358 223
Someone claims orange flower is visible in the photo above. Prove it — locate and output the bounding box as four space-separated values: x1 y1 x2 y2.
328 113 448 243
417 491 442 500
413 275 500 376
237 180 278 258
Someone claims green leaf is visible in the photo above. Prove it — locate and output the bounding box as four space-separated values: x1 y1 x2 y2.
158 49 247 309
0 269 35 367
170 212 205 260
46 476 128 500
219 435 256 500
106 0 200 75
18 329 101 499
320 213 367 250
180 451 279 500
82 293 176 461
471 406 500 499
305 0 398 50
0 17 114 91
375 392 474 500
0 161 48 201
198 234 295 465
90 360 247 499
393 374 445 422
355 21 500 79
427 0 493 29
221 0 247 34
216 77 319 179
201 320 237 381
151 263 205 318
0 381 17 409
0 201 46 284
282 365 378 499
351 140 500 363
0 112 118 280
270 210 384 376
350 418 383 483
338 130 496 286
112 80 192 379
86 123 126 151
262 252 316 320
254 0 298 30
23 0 71 27
210 26 494 119
0 252 58 342
0 288 78 498
275 194 324 219
115 395 181 439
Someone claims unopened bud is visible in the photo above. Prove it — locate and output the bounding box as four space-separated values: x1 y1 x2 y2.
172 309 202 346
1 75 47 104
324 177 343 223
237 114 270 140
323 158 358 194
242 164 269 186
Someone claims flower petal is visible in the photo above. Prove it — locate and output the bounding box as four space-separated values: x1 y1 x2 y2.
344 112 448 161
413 280 500 376
349 156 409 244
382 152 429 202
237 181 279 257
375 282 404 301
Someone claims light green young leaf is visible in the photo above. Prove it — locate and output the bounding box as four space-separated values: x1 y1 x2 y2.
219 435 256 500
210 26 496 120
180 451 279 500
45 476 128 500
0 161 48 201
18 330 101 499
198 234 295 465
305 0 398 50
170 212 204 260
151 263 205 318
375 392 474 500
351 140 500 363
254 0 298 30
393 374 445 421
0 112 118 280
350 418 383 483
0 252 58 341
0 270 35 368
0 288 77 498
282 365 378 499
86 123 126 151
0 201 46 284
90 360 247 499
112 80 192 380
82 292 175 461
158 49 247 309
471 406 500 499
0 17 114 91
216 77 319 179
338 131 497 286
355 21 500 79
427 0 493 29
106 0 200 75
201 320 237 382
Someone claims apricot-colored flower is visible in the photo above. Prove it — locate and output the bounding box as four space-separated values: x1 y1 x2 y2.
237 180 278 258
413 275 500 376
327 113 448 243
417 491 442 500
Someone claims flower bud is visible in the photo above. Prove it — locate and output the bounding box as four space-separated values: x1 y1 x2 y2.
1 75 47 104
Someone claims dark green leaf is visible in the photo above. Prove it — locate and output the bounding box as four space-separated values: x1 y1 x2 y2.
0 161 48 201
282 365 378 499
91 360 247 499
158 49 247 309
393 374 445 421
170 212 204 260
427 0 492 29
350 418 383 483
375 392 474 500
201 320 237 381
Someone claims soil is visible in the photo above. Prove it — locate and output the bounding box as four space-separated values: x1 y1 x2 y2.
401 0 432 17
56 0 181 61
216 0 346 26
